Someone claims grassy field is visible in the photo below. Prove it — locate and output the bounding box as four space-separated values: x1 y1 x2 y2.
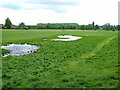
2 29 118 88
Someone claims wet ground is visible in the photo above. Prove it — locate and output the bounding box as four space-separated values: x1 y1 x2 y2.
1 44 39 57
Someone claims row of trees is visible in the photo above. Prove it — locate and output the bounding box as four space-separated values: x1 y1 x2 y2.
80 23 118 30
3 18 119 30
36 23 79 29
26 23 119 31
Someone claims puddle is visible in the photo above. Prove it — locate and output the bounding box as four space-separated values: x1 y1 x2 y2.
52 35 82 41
1 44 39 57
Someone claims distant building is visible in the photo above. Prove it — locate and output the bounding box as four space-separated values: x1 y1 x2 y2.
11 25 18 29
0 24 3 29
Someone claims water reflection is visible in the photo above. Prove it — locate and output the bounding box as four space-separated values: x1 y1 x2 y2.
1 44 39 57
52 35 82 41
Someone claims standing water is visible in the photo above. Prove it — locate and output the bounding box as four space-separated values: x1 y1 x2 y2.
1 44 39 57
52 35 82 41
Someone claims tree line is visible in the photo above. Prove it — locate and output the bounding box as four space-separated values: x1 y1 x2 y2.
2 18 119 31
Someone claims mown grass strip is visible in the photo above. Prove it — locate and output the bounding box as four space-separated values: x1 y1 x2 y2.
81 36 116 59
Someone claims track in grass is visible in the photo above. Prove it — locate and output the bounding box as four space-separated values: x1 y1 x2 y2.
81 36 116 59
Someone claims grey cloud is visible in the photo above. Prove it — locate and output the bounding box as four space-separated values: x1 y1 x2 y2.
0 0 80 13
1 4 21 10
43 6 67 13
27 0 80 13
28 0 79 6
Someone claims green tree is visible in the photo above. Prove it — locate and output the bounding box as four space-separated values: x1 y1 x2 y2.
80 25 85 30
36 23 41 29
36 23 46 29
117 25 120 30
18 22 26 29
46 23 50 29
92 21 95 30
87 24 93 30
102 23 111 30
4 18 12 29
95 25 100 30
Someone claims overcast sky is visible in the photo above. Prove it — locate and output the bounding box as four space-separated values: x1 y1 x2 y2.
0 0 119 25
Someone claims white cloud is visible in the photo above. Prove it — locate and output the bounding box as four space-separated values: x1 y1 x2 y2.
0 0 119 25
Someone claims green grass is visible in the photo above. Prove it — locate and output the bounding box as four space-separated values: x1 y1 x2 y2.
2 29 118 88
2 49 10 56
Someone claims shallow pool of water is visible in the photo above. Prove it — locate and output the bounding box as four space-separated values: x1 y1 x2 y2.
1 44 39 57
52 35 82 41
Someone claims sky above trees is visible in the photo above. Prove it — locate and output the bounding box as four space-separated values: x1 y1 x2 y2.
0 0 119 25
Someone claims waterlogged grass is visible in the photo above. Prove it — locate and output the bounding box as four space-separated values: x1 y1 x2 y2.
2 49 10 56
2 30 118 88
